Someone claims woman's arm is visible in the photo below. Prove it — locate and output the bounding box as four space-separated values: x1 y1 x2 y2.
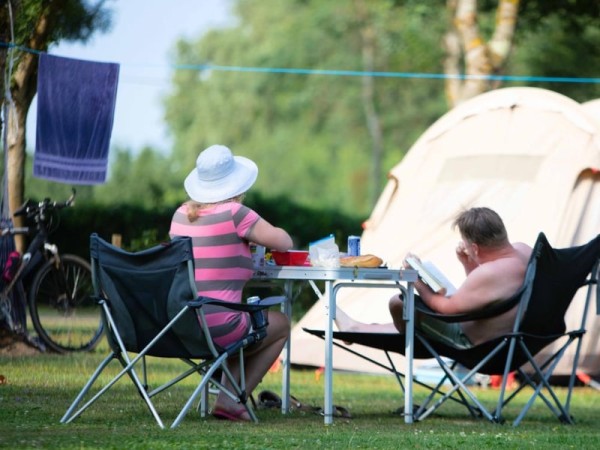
247 218 293 252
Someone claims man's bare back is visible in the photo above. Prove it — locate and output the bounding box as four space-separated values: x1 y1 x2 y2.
459 242 531 345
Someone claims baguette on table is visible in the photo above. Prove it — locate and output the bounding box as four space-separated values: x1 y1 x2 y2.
339 254 383 268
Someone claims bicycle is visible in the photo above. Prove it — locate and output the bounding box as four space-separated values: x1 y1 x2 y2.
0 190 102 353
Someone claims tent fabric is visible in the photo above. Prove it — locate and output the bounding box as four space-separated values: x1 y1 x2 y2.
291 87 600 376
34 54 119 184
582 99 600 128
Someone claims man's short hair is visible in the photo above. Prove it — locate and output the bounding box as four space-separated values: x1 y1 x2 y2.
453 207 508 248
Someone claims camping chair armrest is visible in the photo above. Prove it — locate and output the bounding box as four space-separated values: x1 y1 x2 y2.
187 295 287 312
414 291 522 323
188 295 287 338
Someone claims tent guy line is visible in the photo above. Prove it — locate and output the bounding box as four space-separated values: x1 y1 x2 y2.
2 41 600 85
183 64 600 84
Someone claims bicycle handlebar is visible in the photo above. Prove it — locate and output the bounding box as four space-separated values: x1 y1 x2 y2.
13 189 76 220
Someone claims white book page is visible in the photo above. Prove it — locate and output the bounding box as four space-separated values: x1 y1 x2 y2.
422 261 457 296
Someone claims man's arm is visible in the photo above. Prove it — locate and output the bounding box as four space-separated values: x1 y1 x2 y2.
416 264 505 315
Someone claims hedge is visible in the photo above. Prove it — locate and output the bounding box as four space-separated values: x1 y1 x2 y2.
47 194 367 318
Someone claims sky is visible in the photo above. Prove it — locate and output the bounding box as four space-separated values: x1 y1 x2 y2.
26 0 234 153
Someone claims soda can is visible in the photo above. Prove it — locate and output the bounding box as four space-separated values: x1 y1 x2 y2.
250 244 265 267
347 235 361 256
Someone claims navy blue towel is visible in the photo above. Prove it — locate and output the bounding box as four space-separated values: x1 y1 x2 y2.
34 54 119 184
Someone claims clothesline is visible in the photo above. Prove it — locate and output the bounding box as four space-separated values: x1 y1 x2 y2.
1 41 599 85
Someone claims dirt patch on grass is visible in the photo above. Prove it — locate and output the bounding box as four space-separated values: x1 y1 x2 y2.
0 328 41 357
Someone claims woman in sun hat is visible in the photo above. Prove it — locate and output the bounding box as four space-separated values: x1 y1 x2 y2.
170 144 293 422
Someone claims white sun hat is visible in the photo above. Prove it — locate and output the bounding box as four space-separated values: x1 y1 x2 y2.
184 145 258 203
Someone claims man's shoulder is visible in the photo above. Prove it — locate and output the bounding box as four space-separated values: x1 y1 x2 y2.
512 241 532 251
512 242 533 262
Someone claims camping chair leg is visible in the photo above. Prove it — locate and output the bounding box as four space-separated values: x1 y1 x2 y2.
199 383 210 417
172 347 259 428
171 353 254 428
493 336 521 423
383 351 405 392
63 302 200 429
565 268 599 408
446 361 485 419
564 335 584 413
172 355 225 428
418 356 494 422
65 352 166 428
218 347 258 423
61 353 117 424
148 359 210 398
329 338 470 415
414 372 456 420
513 342 574 426
514 368 566 424
500 367 530 408
411 360 478 421
142 356 148 390
416 336 505 422
506 342 568 407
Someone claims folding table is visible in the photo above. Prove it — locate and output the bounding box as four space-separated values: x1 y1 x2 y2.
253 265 418 424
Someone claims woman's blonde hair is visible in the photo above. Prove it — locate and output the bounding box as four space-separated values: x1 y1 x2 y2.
186 193 246 222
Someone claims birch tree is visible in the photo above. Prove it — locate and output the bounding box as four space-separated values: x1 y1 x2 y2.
444 0 520 107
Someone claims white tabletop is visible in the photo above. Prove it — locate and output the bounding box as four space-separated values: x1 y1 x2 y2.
254 264 417 282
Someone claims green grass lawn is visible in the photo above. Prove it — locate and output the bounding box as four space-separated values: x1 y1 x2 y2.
1 345 600 449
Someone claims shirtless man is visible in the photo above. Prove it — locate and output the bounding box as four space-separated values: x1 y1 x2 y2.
335 207 532 348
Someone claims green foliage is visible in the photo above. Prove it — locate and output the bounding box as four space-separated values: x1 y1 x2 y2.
11 0 112 44
164 0 447 217
0 0 112 82
509 13 600 102
47 190 361 263
32 189 360 318
519 0 600 30
14 0 600 271
92 146 183 208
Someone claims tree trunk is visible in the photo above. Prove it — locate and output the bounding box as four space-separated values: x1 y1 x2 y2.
355 0 384 209
0 4 8 114
7 12 50 251
1 6 49 340
444 0 520 107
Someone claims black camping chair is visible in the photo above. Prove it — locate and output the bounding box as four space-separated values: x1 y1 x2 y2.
305 232 600 425
61 234 286 429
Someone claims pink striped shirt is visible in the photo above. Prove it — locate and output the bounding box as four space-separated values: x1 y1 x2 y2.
169 202 260 347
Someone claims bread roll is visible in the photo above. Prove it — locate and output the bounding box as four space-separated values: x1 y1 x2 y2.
339 254 383 268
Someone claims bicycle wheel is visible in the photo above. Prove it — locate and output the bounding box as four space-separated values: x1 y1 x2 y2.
28 254 103 353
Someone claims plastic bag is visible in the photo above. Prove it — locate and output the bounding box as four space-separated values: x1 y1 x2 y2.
309 234 340 268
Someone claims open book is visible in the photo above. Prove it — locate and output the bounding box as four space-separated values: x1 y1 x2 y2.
405 257 456 296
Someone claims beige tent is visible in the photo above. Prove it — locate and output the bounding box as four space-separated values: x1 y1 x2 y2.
291 87 600 376
583 99 600 127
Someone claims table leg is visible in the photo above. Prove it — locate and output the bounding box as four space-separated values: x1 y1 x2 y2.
324 280 334 425
281 280 293 414
403 281 415 423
